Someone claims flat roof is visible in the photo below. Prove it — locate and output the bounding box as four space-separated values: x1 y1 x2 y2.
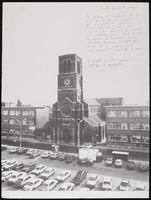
112 151 129 155
104 105 149 108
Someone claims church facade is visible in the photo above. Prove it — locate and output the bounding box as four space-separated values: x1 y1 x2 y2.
50 54 106 146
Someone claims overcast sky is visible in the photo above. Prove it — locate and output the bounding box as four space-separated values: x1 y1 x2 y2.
2 3 149 106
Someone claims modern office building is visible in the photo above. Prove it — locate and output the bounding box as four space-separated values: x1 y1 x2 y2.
104 105 149 148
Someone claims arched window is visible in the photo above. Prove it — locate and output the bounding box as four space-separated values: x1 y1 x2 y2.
67 60 71 73
63 60 67 73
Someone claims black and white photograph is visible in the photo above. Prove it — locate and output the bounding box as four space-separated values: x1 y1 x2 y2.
1 2 149 198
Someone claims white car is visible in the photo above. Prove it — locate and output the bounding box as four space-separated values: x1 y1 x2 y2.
41 151 53 158
2 171 19 182
2 159 8 166
39 168 55 180
86 174 99 189
119 179 131 191
39 179 58 191
102 178 112 191
105 158 113 166
134 183 146 191
31 164 46 175
7 172 27 184
3 160 17 170
80 187 91 191
23 178 44 191
16 174 36 188
114 159 123 168
58 182 75 191
2 170 15 182
9 147 19 153
56 170 71 182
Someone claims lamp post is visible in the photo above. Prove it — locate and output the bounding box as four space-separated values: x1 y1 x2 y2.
73 119 83 150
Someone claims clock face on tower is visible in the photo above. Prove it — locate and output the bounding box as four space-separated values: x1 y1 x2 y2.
64 78 71 86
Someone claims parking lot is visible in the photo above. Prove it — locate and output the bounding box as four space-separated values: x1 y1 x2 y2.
2 145 149 192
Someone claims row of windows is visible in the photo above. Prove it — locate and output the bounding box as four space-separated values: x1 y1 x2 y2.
90 107 99 113
106 123 149 130
2 119 34 126
2 110 35 116
108 135 149 144
107 110 149 118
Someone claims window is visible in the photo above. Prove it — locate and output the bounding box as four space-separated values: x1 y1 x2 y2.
22 120 27 125
62 119 70 125
10 119 15 125
67 60 71 73
77 61 81 73
63 60 67 73
142 123 149 130
3 110 8 115
107 111 117 117
10 110 15 115
131 135 141 143
130 123 140 130
29 111 34 116
117 111 127 117
22 111 28 116
141 111 149 118
2 119 8 125
16 110 21 116
121 123 128 130
142 136 149 144
129 111 140 118
28 120 34 125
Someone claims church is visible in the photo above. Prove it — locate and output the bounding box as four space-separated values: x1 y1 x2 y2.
50 54 106 147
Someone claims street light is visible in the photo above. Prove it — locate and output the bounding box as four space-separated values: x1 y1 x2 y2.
73 119 83 150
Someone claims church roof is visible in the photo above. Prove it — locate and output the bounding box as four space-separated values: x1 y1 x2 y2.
95 97 124 106
84 98 100 106
83 115 105 127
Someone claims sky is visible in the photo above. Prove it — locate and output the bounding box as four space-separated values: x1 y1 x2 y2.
2 3 149 106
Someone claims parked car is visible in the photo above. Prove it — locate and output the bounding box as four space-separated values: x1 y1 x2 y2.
39 168 55 180
6 172 27 185
126 160 135 170
22 163 37 173
66 155 76 163
86 174 99 189
3 171 19 182
3 160 17 171
80 187 90 191
23 178 44 191
15 174 36 188
105 158 113 167
134 183 146 191
56 170 71 182
16 148 28 155
58 182 75 191
119 179 131 191
101 177 112 191
1 145 7 151
26 149 36 156
29 150 41 159
95 179 103 191
71 170 87 186
77 158 93 166
31 164 46 176
96 152 103 162
9 147 19 154
49 152 60 160
58 152 67 161
114 159 123 168
38 179 58 191
138 162 149 172
2 171 15 182
41 151 53 159
11 162 25 171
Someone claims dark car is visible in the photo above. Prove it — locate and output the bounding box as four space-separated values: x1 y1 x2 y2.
71 170 87 186
11 162 25 171
22 163 37 173
126 161 135 170
1 145 7 151
138 162 149 172
66 155 76 163
58 153 67 161
17 148 28 155
77 158 93 166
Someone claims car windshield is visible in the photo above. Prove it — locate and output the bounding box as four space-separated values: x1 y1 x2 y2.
17 178 23 182
59 172 65 177
121 181 128 187
89 176 96 181
58 188 65 191
44 170 50 174
107 158 112 161
26 182 33 186
104 181 110 185
42 183 48 187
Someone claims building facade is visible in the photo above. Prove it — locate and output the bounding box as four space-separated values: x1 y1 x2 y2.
104 105 150 148
50 54 106 146
1 105 49 139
